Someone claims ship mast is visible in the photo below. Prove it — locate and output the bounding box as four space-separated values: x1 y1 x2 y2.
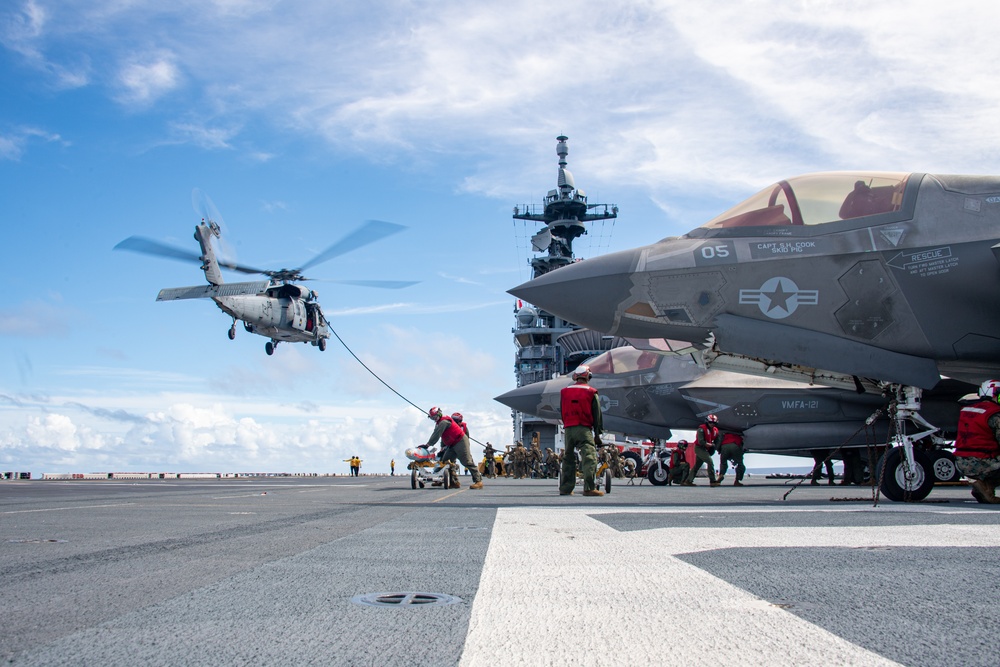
510 136 622 450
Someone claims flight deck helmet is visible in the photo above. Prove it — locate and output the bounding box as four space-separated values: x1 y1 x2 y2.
428 407 443 420
677 440 688 449
981 380 1000 403
571 365 592 382
706 414 719 423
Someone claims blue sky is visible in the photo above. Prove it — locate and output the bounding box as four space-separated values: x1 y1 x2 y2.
3 1 1000 476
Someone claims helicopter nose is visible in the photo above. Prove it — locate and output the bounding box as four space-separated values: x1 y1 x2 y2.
508 248 639 333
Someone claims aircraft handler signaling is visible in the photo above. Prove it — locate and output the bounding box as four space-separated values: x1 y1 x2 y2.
559 365 605 497
954 380 1000 504
424 408 483 490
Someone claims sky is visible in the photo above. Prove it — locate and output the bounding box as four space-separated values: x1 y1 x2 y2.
4 0 1000 476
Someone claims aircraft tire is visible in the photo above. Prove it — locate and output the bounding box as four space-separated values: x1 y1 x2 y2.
265 342 274 356
647 464 669 486
927 450 962 483
319 338 327 352
604 469 612 494
622 451 642 477
411 469 417 490
877 447 934 502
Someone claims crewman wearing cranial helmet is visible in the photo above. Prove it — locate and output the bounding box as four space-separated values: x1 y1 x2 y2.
558 365 605 497
668 440 691 485
684 413 722 486
424 407 483 489
954 380 1000 503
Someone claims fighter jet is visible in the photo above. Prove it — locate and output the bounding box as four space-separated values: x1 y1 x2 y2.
496 344 969 455
495 343 975 499
510 172 1000 393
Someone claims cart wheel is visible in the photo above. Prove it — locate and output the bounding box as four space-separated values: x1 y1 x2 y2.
411 468 417 490
443 471 451 489
604 469 612 494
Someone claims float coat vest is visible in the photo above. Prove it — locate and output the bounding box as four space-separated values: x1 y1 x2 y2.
955 399 1000 459
697 423 720 448
439 416 466 447
561 384 598 428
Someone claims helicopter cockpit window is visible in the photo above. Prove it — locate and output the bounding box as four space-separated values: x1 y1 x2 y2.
698 172 910 230
585 347 661 376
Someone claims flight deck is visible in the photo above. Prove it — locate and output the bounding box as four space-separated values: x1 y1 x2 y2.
2 476 998 666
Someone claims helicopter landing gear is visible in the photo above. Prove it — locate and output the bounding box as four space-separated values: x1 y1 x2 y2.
228 322 237 340
318 338 327 352
265 341 277 356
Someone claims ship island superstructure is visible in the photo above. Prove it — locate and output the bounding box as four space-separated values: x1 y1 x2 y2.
510 136 626 449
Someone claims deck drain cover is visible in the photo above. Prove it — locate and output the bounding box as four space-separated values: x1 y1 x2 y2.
352 592 463 607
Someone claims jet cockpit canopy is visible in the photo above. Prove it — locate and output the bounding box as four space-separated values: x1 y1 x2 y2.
693 171 912 231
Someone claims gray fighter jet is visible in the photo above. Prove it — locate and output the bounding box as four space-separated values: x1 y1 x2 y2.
495 344 972 491
510 172 1000 391
509 172 999 500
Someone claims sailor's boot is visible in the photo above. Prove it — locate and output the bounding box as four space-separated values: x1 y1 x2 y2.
970 479 993 503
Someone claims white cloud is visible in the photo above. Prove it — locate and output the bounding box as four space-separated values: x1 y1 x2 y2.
0 127 67 161
0 391 512 474
116 53 181 106
166 121 238 150
10 2 1000 184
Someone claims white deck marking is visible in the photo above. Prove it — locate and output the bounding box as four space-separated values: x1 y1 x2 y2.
461 506 1000 666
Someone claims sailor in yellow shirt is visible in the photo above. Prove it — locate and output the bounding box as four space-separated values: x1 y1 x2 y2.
344 456 362 477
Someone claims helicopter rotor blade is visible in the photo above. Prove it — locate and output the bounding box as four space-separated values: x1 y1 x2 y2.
115 236 271 277
113 236 203 263
298 220 406 273
192 188 237 262
315 279 420 289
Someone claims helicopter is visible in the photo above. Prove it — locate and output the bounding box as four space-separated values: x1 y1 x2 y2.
115 202 416 356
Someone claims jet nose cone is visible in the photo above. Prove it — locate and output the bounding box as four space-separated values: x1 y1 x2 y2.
509 248 639 333
494 383 552 417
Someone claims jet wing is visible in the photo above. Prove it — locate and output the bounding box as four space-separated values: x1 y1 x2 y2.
712 313 942 389
156 280 271 301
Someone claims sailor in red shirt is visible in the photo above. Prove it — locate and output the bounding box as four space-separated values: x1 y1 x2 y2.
954 380 1000 503
684 414 722 486
425 407 484 489
716 431 746 486
559 365 604 497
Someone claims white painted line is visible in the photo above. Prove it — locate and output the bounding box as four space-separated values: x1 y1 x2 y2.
460 507 1000 666
1 503 135 515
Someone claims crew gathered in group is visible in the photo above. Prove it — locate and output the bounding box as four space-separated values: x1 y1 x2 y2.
401 380 1000 494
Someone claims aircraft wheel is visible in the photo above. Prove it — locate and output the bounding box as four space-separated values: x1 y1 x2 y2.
319 338 327 352
928 450 962 483
622 451 642 477
604 469 612 494
228 325 236 340
877 447 934 502
647 463 669 486
265 342 275 356
411 469 417 490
